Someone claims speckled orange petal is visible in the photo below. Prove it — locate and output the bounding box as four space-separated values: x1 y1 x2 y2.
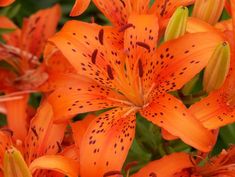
24 101 66 164
47 74 124 122
130 0 150 14
92 0 130 26
141 93 213 152
70 0 91 16
70 114 96 148
21 4 61 58
0 131 12 165
124 14 159 92
49 20 123 88
189 89 235 129
29 155 79 177
4 94 28 141
0 16 21 47
132 152 193 177
80 107 136 177
0 0 14 7
153 32 223 94
149 0 194 19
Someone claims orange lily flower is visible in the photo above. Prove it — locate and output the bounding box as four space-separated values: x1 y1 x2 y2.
0 0 14 7
0 5 61 141
0 101 79 177
189 0 235 129
132 146 235 177
0 4 61 93
70 0 194 28
45 11 223 176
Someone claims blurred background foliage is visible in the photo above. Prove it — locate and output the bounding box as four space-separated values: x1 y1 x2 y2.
0 0 234 175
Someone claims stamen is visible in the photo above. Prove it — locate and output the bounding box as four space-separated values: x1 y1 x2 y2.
98 29 104 45
123 107 140 117
56 141 62 153
124 161 138 172
107 97 134 106
91 49 98 64
119 23 134 32
136 41 150 51
103 171 122 177
119 0 126 7
149 172 157 177
144 83 156 102
28 27 36 35
138 59 143 77
31 127 38 139
160 0 169 16
0 95 23 102
107 65 114 80
1 128 14 137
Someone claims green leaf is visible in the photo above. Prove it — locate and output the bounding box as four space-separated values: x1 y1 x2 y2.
8 4 21 18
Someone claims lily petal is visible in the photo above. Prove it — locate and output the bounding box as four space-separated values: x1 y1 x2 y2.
130 0 150 14
49 20 123 88
141 93 213 152
132 152 193 177
189 89 235 129
0 16 21 47
29 155 79 177
92 0 130 26
70 0 91 16
149 0 194 19
187 17 223 33
215 19 233 32
124 14 159 93
47 74 124 121
0 0 15 6
153 32 223 94
161 128 178 141
43 43 76 75
21 4 61 58
4 94 28 141
24 101 66 164
80 107 136 177
70 114 96 147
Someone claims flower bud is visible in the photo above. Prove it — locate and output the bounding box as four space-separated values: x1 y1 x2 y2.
203 41 230 93
164 6 188 42
3 147 32 177
192 0 225 24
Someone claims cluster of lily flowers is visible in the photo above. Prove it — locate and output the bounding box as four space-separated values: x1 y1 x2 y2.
1 0 235 176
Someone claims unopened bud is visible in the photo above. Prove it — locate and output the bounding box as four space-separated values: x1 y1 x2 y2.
192 0 225 24
3 147 32 177
203 41 230 93
164 6 188 42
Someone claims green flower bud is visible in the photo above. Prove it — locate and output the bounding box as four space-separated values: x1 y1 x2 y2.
3 147 32 177
203 41 230 93
164 6 188 42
